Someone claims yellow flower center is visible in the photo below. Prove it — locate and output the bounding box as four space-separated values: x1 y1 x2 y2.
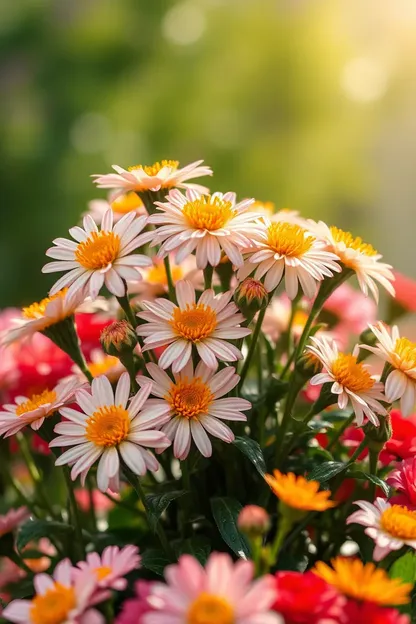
182 195 237 231
22 290 68 321
251 200 275 215
111 192 143 214
85 405 130 447
266 222 314 257
146 263 183 286
95 565 112 580
187 593 235 624
332 353 374 393
15 389 57 417
30 582 76 624
88 355 120 378
171 304 217 342
393 337 416 372
265 471 336 512
167 378 213 419
75 231 121 270
380 505 416 540
128 160 179 177
330 226 378 258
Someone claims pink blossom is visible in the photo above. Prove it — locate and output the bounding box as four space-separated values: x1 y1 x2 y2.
387 457 416 509
0 507 29 537
73 545 140 592
115 581 153 624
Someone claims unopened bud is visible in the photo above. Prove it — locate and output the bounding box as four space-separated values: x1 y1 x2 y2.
364 414 392 451
238 505 270 538
234 279 269 321
296 350 323 379
100 320 137 357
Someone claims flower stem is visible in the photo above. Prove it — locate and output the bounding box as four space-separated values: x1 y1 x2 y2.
368 448 380 500
62 467 85 561
164 257 177 304
274 372 305 466
238 307 267 389
270 515 293 563
203 265 214 290
117 293 138 328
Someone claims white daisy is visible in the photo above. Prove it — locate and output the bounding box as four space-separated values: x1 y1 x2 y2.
86 191 146 223
50 373 170 492
42 209 152 301
137 360 251 460
129 255 202 301
136 280 251 372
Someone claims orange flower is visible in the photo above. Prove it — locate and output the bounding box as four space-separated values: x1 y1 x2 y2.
264 471 336 512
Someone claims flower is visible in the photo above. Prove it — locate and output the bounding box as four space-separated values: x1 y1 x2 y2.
149 188 261 269
137 360 251 459
363 323 416 415
347 497 416 561
237 219 341 298
92 159 212 196
51 373 170 491
142 552 282 624
265 471 336 512
42 209 152 300
3 559 104 624
391 271 416 313
381 409 416 463
115 581 153 624
341 600 410 624
307 335 387 426
238 505 271 537
312 557 412 606
74 545 140 590
0 507 29 537
130 255 202 301
387 457 416 509
86 192 146 223
100 320 137 354
67 349 125 384
0 378 81 437
136 280 251 372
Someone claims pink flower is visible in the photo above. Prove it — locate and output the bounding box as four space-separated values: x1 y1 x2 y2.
391 271 416 313
75 489 118 513
143 552 282 624
324 283 377 335
73 545 140 591
0 507 29 537
387 458 416 509
115 581 153 623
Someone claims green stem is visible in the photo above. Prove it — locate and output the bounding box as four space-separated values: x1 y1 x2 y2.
274 373 305 466
270 515 293 563
16 434 58 519
62 467 85 561
238 307 267 389
87 477 97 532
118 350 139 392
117 293 137 328
164 256 178 304
368 448 380 500
327 414 355 452
204 265 214 290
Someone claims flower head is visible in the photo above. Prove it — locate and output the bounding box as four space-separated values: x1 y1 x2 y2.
86 192 146 223
381 409 416 462
137 360 250 459
265 471 336 512
0 507 29 538
131 255 201 301
100 320 137 354
238 505 271 537
341 600 410 624
115 581 153 624
74 545 140 591
387 457 416 509
137 280 251 372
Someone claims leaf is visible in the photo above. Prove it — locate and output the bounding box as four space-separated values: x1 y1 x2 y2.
390 552 416 584
16 519 73 553
174 537 211 565
145 490 187 533
307 461 345 483
233 436 266 476
210 497 250 559
141 548 171 576
347 470 391 497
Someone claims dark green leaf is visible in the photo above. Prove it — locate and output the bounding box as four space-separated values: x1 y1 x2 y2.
9 578 34 600
390 552 416 584
141 548 171 576
210 497 250 559
322 410 353 423
276 552 309 572
16 520 73 553
233 436 266 476
174 537 211 565
347 470 391 497
307 461 345 483
145 490 187 532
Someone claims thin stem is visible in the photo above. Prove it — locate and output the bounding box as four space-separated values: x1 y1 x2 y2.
117 293 137 328
164 257 177 304
327 414 355 452
368 448 380 500
62 467 85 561
87 478 97 533
118 350 139 392
274 373 305 466
238 307 267 389
203 265 214 290
270 515 293 563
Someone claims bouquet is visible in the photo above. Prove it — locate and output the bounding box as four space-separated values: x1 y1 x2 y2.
0 157 414 624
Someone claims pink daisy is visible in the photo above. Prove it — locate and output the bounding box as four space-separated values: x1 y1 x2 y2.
85 191 146 224
116 581 153 623
0 508 29 538
73 545 140 591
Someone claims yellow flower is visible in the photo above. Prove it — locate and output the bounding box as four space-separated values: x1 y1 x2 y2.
264 470 336 511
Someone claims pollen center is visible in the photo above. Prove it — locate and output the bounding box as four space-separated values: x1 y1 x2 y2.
330 226 378 257
95 565 112 581
393 337 416 372
381 505 416 540
22 290 68 321
171 304 217 342
266 222 314 257
187 592 234 624
15 389 57 417
332 353 374 393
167 378 213 419
111 192 143 214
30 582 76 624
75 231 120 270
86 405 130 447
128 159 179 177
182 196 237 231
88 355 120 378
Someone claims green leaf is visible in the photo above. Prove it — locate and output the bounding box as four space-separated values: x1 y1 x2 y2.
141 548 171 576
233 436 266 476
145 490 187 532
347 470 391 497
16 519 73 553
390 551 416 584
210 497 250 559
307 461 345 483
174 537 211 565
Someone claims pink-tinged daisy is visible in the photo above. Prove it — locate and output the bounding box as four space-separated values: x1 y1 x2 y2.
347 498 416 561
362 323 416 416
3 559 104 624
73 545 140 591
237 219 341 297
148 188 261 268
0 378 82 437
67 349 125 384
86 191 146 224
42 209 152 301
92 159 212 197
143 552 282 624
130 255 202 301
136 281 251 372
306 335 387 426
137 360 251 459
50 373 170 492
0 507 29 537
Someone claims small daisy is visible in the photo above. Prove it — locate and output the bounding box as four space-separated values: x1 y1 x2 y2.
92 159 212 197
68 349 125 384
130 255 202 301
0 507 29 537
306 335 387 426
362 323 416 416
265 471 336 512
347 498 416 561
74 545 140 591
51 373 170 492
42 209 152 301
143 552 282 624
136 280 251 372
148 188 262 268
137 360 251 459
86 191 146 223
0 377 82 437
237 219 341 297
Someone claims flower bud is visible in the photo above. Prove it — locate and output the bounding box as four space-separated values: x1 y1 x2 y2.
234 279 269 321
364 413 392 451
295 350 323 379
238 505 270 538
100 320 137 357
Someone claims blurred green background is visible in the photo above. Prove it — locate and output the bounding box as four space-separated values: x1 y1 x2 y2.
1 0 416 306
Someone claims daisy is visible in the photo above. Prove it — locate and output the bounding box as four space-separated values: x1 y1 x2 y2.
68 349 125 384
73 545 140 591
92 159 212 197
42 209 152 301
143 552 282 624
265 471 336 512
0 507 29 537
50 373 170 492
0 377 82 437
137 360 251 459
347 498 416 561
237 219 341 297
86 191 146 223
148 188 262 268
306 335 387 426
3 559 103 624
136 280 251 372
130 255 202 301
362 323 416 415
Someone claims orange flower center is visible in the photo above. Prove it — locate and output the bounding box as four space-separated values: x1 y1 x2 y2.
187 593 234 624
266 222 314 257
15 389 57 417
86 405 130 447
88 355 120 378
171 304 217 342
393 337 416 371
128 160 179 177
332 353 374 393
380 505 416 540
75 231 120 270
330 226 378 258
111 192 144 214
182 196 237 231
30 582 76 624
146 262 183 286
22 290 68 321
167 378 213 419
95 565 112 580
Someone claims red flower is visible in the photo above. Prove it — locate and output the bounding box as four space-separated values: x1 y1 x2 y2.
75 312 112 360
380 409 416 464
341 599 410 624
341 426 368 460
387 457 416 509
115 580 153 623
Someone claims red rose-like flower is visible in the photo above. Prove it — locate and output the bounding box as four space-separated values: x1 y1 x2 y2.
387 457 416 509
380 409 416 464
75 312 113 360
341 426 368 460
341 599 410 624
